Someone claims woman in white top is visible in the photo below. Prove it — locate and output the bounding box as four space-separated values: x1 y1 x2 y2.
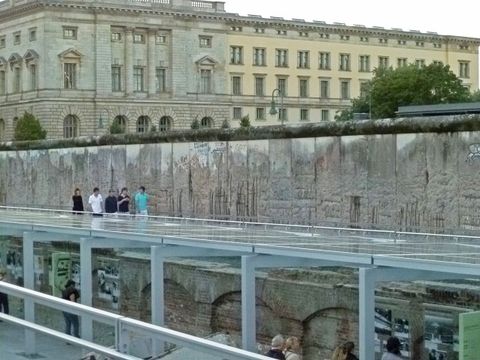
284 336 301 360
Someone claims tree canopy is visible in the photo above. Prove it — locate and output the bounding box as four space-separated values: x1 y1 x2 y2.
336 63 473 120
14 112 47 141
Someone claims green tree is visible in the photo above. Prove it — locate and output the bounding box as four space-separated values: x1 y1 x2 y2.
109 121 124 134
338 63 471 120
239 115 250 128
191 118 200 130
14 112 47 141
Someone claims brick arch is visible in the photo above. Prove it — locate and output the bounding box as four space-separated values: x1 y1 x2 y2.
302 307 358 360
140 279 204 336
211 291 299 347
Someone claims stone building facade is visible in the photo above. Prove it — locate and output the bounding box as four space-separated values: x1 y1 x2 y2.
0 0 478 140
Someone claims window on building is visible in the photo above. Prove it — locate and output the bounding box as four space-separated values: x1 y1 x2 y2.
29 28 37 41
459 44 469 50
63 115 79 138
0 119 4 140
277 30 287 36
275 49 288 67
297 51 309 68
230 46 243 64
277 77 287 96
340 80 350 99
133 33 145 43
156 68 166 93
299 31 308 37
256 107 265 120
319 33 329 39
13 67 20 93
159 116 172 132
253 48 266 66
233 107 242 120
230 26 242 32
360 37 369 42
416 41 424 47
360 81 369 99
278 108 287 122
320 80 329 98
432 60 443 66
0 71 5 95
200 69 212 93
63 27 77 40
112 115 127 133
398 40 406 45
339 54 351 71
29 64 36 90
111 32 122 42
300 109 309 121
321 109 329 121
0 36 5 48
379 38 388 44
299 78 309 98
232 75 242 95
133 66 144 92
136 116 150 133
433 43 442 48
459 61 470 78
415 59 425 68
199 36 211 48
254 28 265 33
200 117 213 128
397 58 407 68
64 63 76 89
359 55 370 72
378 56 389 69
340 35 350 40
13 31 21 45
111 66 122 92
155 34 167 44
319 52 330 70
254 76 264 96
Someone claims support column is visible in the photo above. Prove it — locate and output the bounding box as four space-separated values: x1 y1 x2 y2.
151 246 165 356
241 255 256 352
80 238 93 341
359 268 376 360
23 232 36 355
147 29 157 96
124 28 134 95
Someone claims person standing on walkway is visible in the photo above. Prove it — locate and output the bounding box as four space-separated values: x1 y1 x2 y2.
72 188 84 214
284 336 301 360
331 341 358 360
265 334 286 360
134 186 149 216
88 187 103 216
105 189 118 214
117 187 130 215
381 336 403 360
0 269 9 315
62 279 80 338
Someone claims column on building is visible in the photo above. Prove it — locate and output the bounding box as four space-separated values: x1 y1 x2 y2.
147 29 156 96
124 28 134 95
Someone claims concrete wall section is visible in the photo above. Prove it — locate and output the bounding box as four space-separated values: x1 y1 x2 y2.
3 132 480 230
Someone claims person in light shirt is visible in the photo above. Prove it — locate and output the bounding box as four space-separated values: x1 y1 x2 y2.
134 186 149 216
88 187 104 216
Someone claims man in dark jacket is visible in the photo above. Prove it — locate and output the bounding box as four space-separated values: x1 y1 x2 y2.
62 279 80 337
265 334 286 360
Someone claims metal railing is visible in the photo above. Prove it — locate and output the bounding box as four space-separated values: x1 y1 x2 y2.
0 281 271 360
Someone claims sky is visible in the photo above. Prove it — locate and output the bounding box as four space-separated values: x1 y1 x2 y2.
225 0 480 39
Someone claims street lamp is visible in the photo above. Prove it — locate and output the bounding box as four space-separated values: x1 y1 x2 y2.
269 88 284 126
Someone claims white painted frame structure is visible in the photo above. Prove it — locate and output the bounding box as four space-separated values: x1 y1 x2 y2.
0 206 479 360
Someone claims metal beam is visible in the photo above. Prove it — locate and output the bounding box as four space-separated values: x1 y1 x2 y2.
23 232 36 356
151 246 165 357
241 255 256 352
251 254 352 269
359 268 375 360
80 238 93 341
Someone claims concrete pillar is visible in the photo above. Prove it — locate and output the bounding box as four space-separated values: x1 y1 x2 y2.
151 246 165 356
23 232 36 356
124 28 134 95
147 29 156 96
80 238 93 341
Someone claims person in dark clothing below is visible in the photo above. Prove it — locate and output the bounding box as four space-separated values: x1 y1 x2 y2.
117 187 130 215
331 341 358 360
105 189 118 214
265 334 286 360
62 279 80 338
72 188 84 214
0 269 9 315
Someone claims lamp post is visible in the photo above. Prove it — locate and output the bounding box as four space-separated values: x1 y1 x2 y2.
269 88 284 126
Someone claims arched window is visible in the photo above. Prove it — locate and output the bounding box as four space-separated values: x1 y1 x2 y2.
159 116 172 132
112 115 127 133
63 115 79 138
200 116 213 129
0 118 5 141
136 115 150 133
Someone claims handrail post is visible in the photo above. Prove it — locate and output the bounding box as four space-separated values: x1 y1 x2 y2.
23 232 36 356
